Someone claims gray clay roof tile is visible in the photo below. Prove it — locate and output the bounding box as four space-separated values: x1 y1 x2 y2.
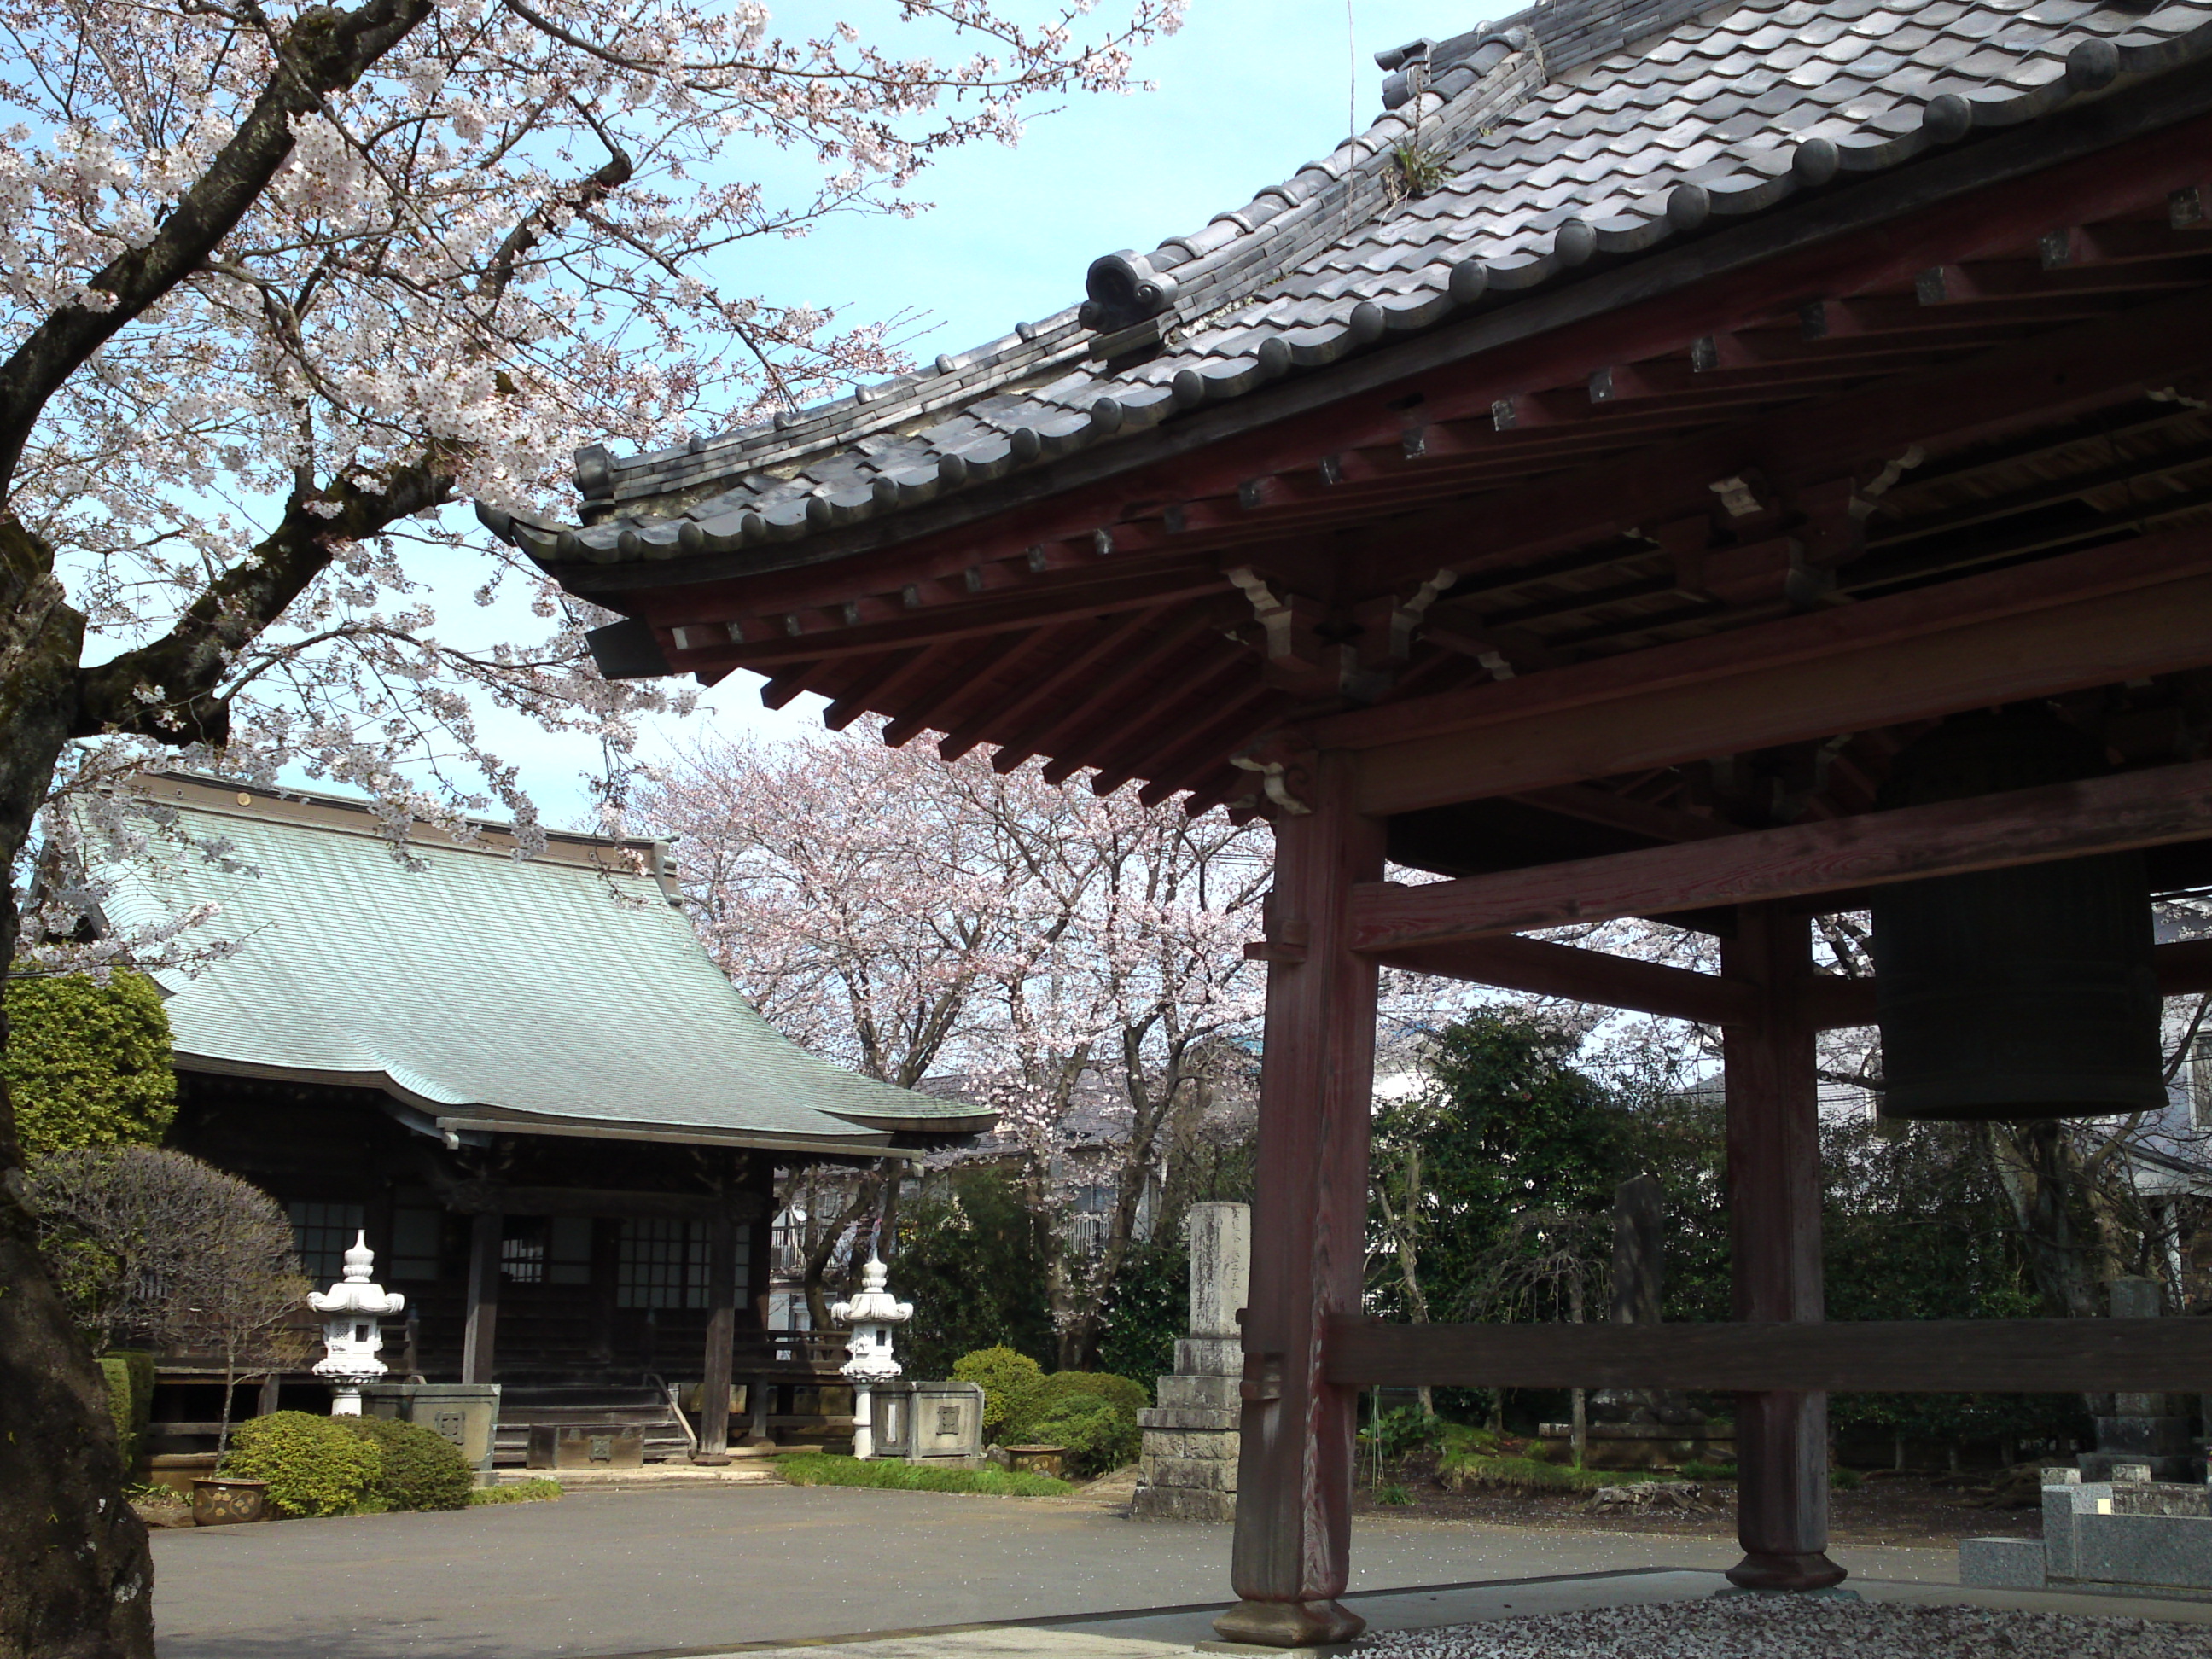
486 0 2212 570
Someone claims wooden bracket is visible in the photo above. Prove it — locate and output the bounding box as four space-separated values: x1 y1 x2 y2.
1230 737 1317 815
1354 566 1458 670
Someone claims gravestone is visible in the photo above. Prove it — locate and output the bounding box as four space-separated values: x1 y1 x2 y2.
2079 1278 2194 1481
1131 1202 1249 1522
1963 1464 2212 1592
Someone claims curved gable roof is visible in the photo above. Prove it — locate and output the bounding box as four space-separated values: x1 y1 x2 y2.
93 776 992 1153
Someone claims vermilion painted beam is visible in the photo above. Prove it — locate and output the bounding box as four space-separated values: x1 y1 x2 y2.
1336 530 2212 817
1348 757 2212 952
1370 934 1755 1025
1325 1317 2212 1393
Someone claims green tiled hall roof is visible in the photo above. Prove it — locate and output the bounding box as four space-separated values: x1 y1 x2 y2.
91 775 988 1155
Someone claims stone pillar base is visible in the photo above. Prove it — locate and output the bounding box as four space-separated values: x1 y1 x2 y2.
1725 1551 1848 1591
1210 1598 1365 1647
1130 1485 1237 1522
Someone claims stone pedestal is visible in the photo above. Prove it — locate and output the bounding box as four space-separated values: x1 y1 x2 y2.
362 1382 502 1482
1132 1202 1249 1522
1963 1465 2212 1593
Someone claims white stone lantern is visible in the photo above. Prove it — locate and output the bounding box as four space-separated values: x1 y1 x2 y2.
308 1231 406 1416
830 1254 911 1459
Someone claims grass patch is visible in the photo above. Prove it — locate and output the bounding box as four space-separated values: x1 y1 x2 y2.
469 1477 562 1505
1680 1460 1739 1482
775 1452 1071 1498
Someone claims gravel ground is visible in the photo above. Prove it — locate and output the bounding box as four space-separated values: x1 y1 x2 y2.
1354 1598 2212 1658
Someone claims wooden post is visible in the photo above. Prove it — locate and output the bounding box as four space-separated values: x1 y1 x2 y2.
462 1212 501 1387
1216 751 1384 1650
1721 905 1846 1591
695 1211 739 1462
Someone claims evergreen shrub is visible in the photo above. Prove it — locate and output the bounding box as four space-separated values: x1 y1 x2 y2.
952 1346 1046 1442
97 1356 137 1470
4 971 175 1155
1037 1370 1148 1417
222 1412 380 1516
346 1416 472 1511
1029 1397 1138 1478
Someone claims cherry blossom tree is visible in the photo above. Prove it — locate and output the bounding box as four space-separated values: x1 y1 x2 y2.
0 3 1183 1650
637 725 1269 1363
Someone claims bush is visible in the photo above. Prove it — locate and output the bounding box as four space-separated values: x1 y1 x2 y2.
1029 1397 1139 1478
1362 1404 1443 1460
222 1412 381 1516
1037 1370 1148 1417
346 1417 472 1511
776 1452 1071 1498
952 1347 1046 1443
5 970 175 1155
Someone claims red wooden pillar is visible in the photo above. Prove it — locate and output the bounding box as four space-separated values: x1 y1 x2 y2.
1216 752 1384 1649
1720 905 1846 1591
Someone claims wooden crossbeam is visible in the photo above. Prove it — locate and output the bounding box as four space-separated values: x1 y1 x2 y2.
1371 935 1755 1025
1350 756 2212 953
1330 527 2212 816
1325 1317 2212 1394
1379 935 2212 1029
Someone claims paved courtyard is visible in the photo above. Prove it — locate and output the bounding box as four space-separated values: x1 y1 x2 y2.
148 1482 2000 1659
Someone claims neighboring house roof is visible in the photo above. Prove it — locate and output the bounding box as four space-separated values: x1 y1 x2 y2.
90 775 993 1155
482 0 2212 573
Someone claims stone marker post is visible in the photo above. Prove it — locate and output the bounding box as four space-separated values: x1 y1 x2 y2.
1132 1202 1250 1521
2080 1277 2192 1481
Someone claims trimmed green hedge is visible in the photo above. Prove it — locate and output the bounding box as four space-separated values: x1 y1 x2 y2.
775 1452 1071 1497
220 1409 473 1515
4 971 175 1155
223 1412 381 1516
348 1416 472 1511
951 1347 1045 1442
950 1353 1147 1478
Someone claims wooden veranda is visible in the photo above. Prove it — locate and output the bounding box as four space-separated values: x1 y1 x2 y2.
506 0 2212 1642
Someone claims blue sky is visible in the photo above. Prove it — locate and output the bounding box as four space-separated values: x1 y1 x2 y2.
457 0 1469 824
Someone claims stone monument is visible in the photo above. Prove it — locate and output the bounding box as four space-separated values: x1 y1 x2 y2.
1540 1175 1729 1469
830 1253 911 1459
1132 1202 1249 1522
2080 1277 2193 1481
308 1232 406 1416
1963 1464 2212 1593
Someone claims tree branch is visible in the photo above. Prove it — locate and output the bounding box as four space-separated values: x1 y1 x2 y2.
0 0 435 496
72 450 454 744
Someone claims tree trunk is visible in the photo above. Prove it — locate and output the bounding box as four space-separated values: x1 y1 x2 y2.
0 527 157 1657
1984 1121 2103 1318
800 1167 879 1331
